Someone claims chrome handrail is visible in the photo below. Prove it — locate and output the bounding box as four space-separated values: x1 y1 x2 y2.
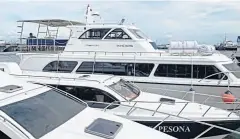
63 50 208 57
98 100 240 139
177 102 189 116
100 100 240 119
126 102 137 115
193 126 214 139
144 86 240 104
10 73 102 84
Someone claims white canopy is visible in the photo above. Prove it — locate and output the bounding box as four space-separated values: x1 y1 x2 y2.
17 19 85 27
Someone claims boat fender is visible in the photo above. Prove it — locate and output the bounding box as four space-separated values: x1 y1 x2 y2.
222 90 236 104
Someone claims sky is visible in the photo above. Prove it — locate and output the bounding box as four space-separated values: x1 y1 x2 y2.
1 0 240 44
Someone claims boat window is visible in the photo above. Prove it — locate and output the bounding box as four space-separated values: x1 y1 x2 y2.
149 42 158 49
0 131 11 139
109 79 140 101
128 29 148 39
154 64 227 80
0 89 86 139
55 85 119 109
79 28 111 39
43 61 78 73
223 63 240 78
105 28 131 39
76 62 154 77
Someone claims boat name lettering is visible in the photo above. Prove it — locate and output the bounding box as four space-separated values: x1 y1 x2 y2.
85 44 99 47
117 44 133 47
158 126 191 133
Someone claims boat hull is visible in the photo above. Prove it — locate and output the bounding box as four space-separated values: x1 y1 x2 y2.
135 120 240 139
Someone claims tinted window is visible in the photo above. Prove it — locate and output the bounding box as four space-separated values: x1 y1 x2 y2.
223 63 240 78
128 29 148 39
79 28 111 39
77 62 154 77
155 64 192 78
155 64 226 80
105 28 131 39
0 131 11 139
149 42 158 49
56 85 119 109
109 79 140 101
43 61 77 73
0 89 86 138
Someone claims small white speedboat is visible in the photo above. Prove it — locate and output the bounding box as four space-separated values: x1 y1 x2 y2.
0 69 176 139
1 62 240 139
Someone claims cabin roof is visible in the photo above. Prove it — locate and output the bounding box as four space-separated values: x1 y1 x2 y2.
83 24 139 29
0 71 48 106
17 19 86 27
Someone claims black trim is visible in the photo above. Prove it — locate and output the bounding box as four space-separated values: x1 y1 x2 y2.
135 120 240 139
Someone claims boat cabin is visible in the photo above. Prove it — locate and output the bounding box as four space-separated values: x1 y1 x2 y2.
64 24 158 52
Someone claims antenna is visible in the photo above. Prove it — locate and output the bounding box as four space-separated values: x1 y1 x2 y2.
85 4 90 23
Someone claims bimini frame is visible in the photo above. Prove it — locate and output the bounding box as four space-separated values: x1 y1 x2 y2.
17 19 85 51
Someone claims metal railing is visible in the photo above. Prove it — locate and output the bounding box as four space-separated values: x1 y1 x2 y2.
8 70 240 112
16 38 67 52
101 100 240 118
11 73 103 84
143 85 240 111
99 101 240 139
62 50 222 57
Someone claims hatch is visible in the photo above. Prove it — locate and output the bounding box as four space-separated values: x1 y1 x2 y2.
85 118 122 139
0 85 23 93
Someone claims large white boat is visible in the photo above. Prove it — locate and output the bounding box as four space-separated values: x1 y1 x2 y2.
3 5 240 105
0 66 177 139
1 62 240 139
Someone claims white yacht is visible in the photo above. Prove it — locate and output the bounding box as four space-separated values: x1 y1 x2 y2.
4 5 240 104
0 67 177 139
1 62 240 139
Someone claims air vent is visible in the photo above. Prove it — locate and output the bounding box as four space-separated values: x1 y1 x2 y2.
0 85 23 93
85 118 122 139
79 75 90 78
159 97 175 105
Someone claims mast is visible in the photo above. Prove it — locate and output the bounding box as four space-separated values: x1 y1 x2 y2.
85 4 93 24
85 4 101 24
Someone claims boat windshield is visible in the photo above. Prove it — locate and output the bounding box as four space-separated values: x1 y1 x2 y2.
223 63 240 78
0 89 86 138
128 29 148 39
108 79 140 100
